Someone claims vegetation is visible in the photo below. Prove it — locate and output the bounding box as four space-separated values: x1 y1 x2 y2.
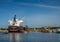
0 28 8 30
0 27 60 32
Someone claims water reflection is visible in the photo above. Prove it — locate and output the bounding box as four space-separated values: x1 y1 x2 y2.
9 33 23 42
0 32 60 42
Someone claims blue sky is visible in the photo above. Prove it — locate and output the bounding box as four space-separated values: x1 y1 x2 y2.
0 0 60 28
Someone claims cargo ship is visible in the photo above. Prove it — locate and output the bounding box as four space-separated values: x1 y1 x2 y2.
8 15 25 33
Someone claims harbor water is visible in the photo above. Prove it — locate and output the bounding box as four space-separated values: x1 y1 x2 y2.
0 32 60 42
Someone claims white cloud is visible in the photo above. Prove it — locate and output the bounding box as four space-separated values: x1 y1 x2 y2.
18 2 60 9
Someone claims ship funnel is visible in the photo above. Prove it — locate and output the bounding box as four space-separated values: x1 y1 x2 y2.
14 15 16 22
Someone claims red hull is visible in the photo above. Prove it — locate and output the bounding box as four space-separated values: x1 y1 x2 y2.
9 30 24 33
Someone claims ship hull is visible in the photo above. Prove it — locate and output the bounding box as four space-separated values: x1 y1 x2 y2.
56 29 60 33
8 26 25 33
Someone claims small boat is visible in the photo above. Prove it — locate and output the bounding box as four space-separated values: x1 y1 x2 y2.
2 30 8 34
56 29 60 33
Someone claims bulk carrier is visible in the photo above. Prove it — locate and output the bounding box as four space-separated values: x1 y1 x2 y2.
8 15 25 33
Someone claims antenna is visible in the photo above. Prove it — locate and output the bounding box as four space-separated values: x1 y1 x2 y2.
21 16 25 20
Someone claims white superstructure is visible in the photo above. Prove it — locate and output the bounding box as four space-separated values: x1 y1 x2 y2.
8 15 23 26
